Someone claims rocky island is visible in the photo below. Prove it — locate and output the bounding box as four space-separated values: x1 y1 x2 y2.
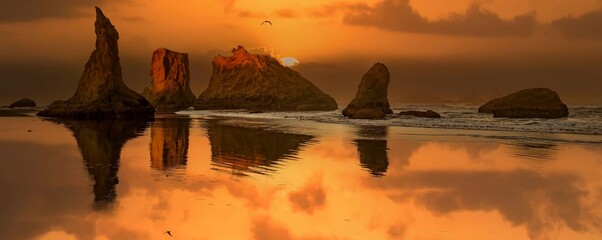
343 63 393 119
479 88 569 118
194 46 337 111
142 48 196 111
37 7 154 119
9 98 36 108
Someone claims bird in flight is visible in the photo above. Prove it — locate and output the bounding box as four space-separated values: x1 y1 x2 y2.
165 231 172 237
261 20 272 26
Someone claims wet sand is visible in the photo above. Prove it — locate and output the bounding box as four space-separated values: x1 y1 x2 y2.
0 116 601 240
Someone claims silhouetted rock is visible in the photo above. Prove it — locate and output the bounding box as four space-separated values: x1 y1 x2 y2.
343 63 392 119
142 48 196 111
9 98 36 108
479 88 569 118
194 46 337 111
398 110 441 118
37 8 154 119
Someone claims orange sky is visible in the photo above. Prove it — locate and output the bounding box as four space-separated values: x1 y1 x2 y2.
1 0 602 104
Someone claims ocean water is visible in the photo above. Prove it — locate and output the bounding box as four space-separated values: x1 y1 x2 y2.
178 105 602 143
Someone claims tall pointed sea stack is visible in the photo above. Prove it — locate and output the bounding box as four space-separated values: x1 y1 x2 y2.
142 48 196 111
343 63 393 119
38 7 155 118
194 46 337 111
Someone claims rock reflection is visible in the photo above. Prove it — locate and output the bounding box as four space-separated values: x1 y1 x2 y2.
204 121 313 177
354 126 389 177
150 118 190 178
54 120 147 209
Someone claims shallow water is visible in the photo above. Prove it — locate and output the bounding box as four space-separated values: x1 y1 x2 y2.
1 114 601 240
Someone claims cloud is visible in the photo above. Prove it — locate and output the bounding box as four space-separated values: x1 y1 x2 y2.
369 169 602 240
0 0 115 23
288 174 327 214
339 0 537 37
275 9 299 18
551 9 602 39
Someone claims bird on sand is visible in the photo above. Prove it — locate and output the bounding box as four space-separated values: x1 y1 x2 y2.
261 20 272 26
165 231 172 237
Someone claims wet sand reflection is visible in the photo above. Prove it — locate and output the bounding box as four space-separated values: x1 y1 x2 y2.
204 120 314 177
149 118 190 179
53 119 147 209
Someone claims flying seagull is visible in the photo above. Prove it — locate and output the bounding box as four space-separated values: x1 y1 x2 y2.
165 231 172 237
261 20 272 26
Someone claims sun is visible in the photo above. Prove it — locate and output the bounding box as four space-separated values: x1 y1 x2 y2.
280 57 300 67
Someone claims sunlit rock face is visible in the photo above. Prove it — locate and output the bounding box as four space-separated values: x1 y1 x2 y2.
479 88 569 118
204 121 313 177
194 46 337 111
53 119 147 209
343 63 393 119
142 48 196 111
38 8 154 119
150 119 190 171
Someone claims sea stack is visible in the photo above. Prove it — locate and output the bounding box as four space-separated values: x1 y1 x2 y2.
142 48 196 111
9 98 36 108
37 7 154 119
478 88 569 118
343 63 393 119
194 46 337 111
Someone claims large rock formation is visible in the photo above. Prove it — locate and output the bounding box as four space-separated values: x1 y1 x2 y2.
142 48 196 111
9 98 36 108
194 46 337 111
342 63 393 119
37 8 154 119
478 88 569 118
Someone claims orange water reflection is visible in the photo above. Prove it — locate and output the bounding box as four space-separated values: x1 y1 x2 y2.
0 117 601 240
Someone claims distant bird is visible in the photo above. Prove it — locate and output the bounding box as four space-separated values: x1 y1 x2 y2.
165 231 172 237
261 20 272 26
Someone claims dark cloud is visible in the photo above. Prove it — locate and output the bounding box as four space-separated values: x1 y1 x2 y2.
552 9 602 39
293 54 602 105
340 0 537 37
288 174 326 214
0 0 101 22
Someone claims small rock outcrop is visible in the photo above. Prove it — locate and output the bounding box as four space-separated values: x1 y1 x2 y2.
342 63 392 119
194 46 337 111
398 110 441 118
9 98 36 108
37 7 154 119
142 48 196 111
478 88 569 118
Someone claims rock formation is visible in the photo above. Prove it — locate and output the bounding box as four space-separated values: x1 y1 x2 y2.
478 88 569 118
142 48 196 111
9 98 36 108
342 63 392 119
194 46 337 111
37 7 154 119
398 110 441 118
